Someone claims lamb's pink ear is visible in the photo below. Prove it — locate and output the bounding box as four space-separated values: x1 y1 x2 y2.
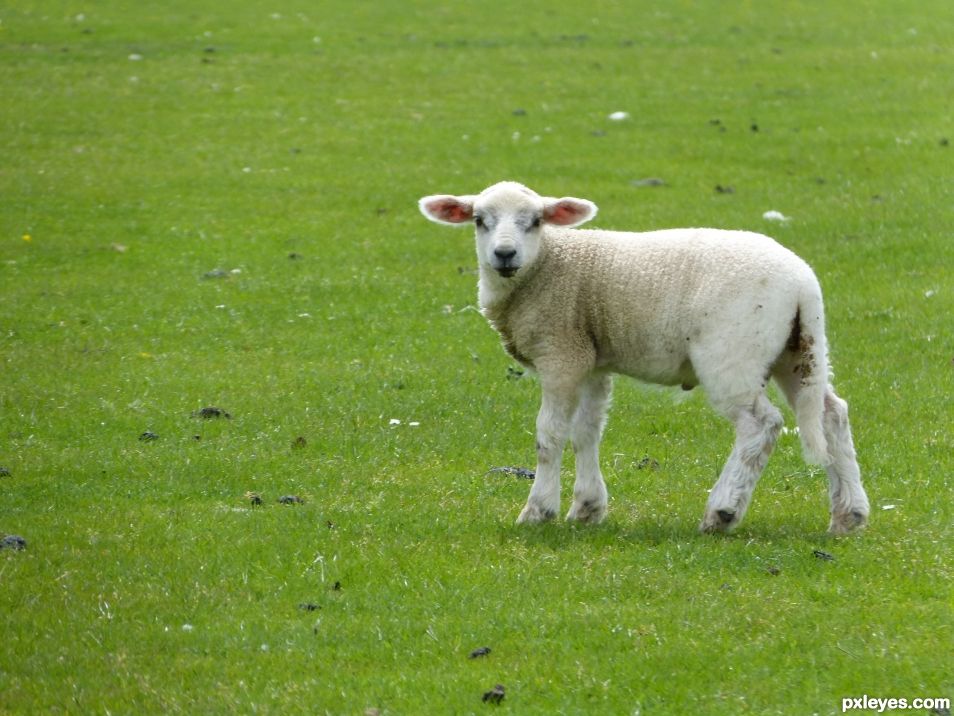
418 195 476 225
543 197 598 227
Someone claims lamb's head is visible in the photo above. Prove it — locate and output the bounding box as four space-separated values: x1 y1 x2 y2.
419 181 597 279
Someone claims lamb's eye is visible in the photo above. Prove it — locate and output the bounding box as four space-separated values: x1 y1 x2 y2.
530 216 542 229
475 216 485 229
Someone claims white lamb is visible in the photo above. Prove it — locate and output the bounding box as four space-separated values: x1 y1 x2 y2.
419 181 870 534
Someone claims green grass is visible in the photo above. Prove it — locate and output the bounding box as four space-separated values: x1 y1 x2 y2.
2 1 952 713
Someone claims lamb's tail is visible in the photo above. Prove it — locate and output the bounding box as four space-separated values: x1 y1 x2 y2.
792 287 831 466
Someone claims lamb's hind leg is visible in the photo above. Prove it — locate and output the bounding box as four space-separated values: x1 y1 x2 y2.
822 390 870 534
701 394 783 533
566 373 613 524
772 355 869 534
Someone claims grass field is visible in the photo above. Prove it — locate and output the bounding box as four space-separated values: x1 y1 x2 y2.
2 2 952 714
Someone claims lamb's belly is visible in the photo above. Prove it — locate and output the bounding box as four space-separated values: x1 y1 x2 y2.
600 343 696 388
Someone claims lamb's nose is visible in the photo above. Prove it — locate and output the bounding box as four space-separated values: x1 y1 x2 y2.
494 247 517 263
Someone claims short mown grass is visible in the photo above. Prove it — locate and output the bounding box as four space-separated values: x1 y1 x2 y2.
1 2 952 714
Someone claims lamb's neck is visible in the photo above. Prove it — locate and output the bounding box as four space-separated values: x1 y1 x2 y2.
477 269 519 313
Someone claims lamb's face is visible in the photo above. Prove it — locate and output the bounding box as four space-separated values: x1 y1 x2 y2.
472 183 547 278
419 181 598 280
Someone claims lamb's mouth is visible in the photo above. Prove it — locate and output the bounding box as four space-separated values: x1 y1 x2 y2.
496 267 519 278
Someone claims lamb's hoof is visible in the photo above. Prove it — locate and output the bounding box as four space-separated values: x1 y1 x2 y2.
828 509 868 535
566 499 607 524
516 502 558 525
700 508 738 534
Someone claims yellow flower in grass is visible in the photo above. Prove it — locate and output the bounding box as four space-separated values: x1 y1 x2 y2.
22 233 32 242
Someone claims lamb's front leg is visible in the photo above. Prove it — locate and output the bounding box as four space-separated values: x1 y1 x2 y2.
517 381 580 524
566 373 612 524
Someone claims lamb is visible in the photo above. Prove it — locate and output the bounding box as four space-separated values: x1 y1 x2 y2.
418 181 870 534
